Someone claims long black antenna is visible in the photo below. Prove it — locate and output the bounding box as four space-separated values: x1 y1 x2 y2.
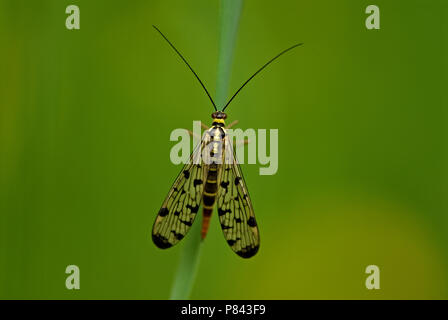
153 25 217 111
222 43 303 112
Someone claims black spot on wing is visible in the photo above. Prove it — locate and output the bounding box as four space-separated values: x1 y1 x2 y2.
227 239 236 246
183 170 190 179
247 217 257 227
158 207 169 217
172 231 184 241
186 204 199 213
193 179 203 187
180 219 192 227
220 181 229 189
236 245 259 258
152 234 172 249
218 208 231 216
234 177 241 185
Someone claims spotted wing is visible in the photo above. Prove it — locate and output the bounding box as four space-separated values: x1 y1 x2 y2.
152 135 209 249
216 136 260 258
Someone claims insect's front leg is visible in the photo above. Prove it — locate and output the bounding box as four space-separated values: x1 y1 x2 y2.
226 120 250 146
185 129 201 139
201 122 209 130
226 120 239 129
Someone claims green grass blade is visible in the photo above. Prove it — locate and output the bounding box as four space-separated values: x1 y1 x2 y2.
216 0 243 109
169 221 203 299
168 0 243 300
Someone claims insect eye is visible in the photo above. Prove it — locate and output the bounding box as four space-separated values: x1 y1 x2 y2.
212 111 227 119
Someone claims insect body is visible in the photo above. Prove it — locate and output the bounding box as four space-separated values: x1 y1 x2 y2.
201 116 226 240
152 110 259 258
151 25 302 258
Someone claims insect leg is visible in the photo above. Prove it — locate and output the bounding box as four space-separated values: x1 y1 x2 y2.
226 120 239 129
185 129 202 140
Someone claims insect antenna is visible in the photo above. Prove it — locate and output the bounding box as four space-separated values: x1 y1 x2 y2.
222 43 303 112
153 25 217 111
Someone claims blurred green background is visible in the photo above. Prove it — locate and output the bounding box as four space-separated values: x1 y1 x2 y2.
0 0 447 299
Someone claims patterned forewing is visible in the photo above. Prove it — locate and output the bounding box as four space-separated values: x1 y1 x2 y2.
216 136 260 258
152 136 209 249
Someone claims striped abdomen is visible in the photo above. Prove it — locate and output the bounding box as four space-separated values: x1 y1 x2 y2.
201 125 225 239
201 164 218 239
